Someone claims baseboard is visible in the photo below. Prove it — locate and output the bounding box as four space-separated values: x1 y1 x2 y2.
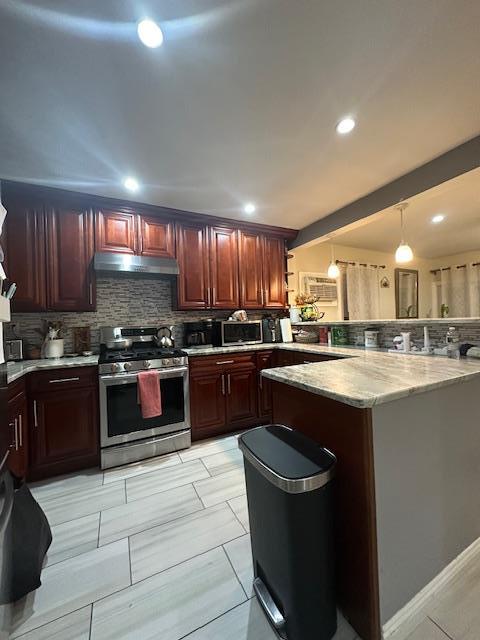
382 535 480 640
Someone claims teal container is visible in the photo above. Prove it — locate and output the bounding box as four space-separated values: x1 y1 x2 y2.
331 326 348 346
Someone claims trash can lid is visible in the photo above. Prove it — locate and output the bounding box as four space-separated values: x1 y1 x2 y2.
238 425 336 494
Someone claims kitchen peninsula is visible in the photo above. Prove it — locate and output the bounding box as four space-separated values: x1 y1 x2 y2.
259 346 480 640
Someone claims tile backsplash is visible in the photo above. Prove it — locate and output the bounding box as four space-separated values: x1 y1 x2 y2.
7 276 480 356
6 277 240 354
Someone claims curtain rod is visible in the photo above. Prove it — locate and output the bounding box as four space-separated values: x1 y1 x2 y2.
430 262 480 274
336 260 386 269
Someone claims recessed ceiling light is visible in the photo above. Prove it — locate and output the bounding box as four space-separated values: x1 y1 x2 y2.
336 117 356 135
123 177 140 192
137 19 164 48
244 202 256 214
432 214 445 224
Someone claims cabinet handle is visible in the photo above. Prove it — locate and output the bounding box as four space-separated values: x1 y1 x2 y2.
33 400 38 428
207 287 211 307
263 289 267 306
212 287 216 305
49 377 80 384
89 282 93 305
18 414 22 448
227 373 231 395
216 360 234 365
221 374 226 396
14 418 19 451
259 374 263 390
261 289 265 306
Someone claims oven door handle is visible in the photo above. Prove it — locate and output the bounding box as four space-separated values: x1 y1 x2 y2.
100 367 188 385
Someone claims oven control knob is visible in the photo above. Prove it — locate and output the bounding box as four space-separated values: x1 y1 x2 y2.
162 358 171 367
124 362 133 372
173 357 182 366
110 363 121 374
143 360 152 369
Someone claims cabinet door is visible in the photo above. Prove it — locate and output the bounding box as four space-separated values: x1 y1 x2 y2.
7 393 28 479
30 386 99 480
238 231 263 308
263 236 286 308
95 208 136 254
257 351 274 420
226 364 258 428
2 195 47 312
138 215 175 258
47 205 95 311
209 227 239 309
189 370 226 440
176 223 210 310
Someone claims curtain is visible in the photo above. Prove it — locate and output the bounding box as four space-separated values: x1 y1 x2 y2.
346 264 380 320
432 265 480 317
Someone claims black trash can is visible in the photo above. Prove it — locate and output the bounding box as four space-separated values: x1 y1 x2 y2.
239 424 337 640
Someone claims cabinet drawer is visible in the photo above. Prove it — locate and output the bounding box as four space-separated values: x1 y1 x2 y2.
29 366 97 393
189 352 256 373
8 377 26 402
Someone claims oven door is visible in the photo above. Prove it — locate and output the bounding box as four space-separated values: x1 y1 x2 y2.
99 367 190 448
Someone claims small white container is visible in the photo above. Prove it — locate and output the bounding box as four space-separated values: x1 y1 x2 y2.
44 339 64 359
364 330 379 349
401 332 411 353
289 306 301 323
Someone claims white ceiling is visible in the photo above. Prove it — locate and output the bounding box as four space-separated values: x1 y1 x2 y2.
330 168 480 259
0 0 479 229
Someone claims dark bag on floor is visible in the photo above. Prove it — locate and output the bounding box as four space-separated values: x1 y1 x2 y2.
10 483 52 602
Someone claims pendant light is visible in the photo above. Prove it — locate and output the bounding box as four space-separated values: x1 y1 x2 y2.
327 244 340 278
395 202 414 263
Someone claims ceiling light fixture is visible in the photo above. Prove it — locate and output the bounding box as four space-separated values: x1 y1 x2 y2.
432 214 445 224
336 117 356 135
123 176 140 192
244 202 256 214
137 19 164 48
394 202 414 263
327 244 340 279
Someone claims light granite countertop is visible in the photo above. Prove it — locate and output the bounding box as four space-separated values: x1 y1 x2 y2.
7 356 99 384
186 343 480 408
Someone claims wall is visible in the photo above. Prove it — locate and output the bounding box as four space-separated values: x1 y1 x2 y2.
288 242 432 320
372 378 480 623
6 276 256 355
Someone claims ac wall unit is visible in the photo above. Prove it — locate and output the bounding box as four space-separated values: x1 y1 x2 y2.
299 272 338 306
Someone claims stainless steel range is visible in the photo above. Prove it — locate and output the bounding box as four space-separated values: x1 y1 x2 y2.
98 326 190 469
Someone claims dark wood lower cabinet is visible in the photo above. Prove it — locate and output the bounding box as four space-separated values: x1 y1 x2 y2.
28 367 99 480
190 353 261 440
189 368 227 439
7 380 28 479
226 363 258 429
257 351 274 420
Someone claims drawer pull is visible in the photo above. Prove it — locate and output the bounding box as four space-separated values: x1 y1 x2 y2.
33 400 38 428
49 377 81 384
89 282 93 305
18 414 23 448
216 360 234 365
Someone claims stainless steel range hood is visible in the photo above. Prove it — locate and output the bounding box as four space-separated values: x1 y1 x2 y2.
94 252 179 276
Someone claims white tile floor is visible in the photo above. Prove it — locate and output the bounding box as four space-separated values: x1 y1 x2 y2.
11 434 475 639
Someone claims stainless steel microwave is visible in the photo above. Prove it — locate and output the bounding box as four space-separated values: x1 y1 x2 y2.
211 320 263 347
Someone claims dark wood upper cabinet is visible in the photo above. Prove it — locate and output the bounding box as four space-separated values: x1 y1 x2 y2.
263 236 286 308
209 226 239 309
2 195 47 312
47 205 95 311
138 215 175 258
95 208 136 254
239 230 264 308
176 222 211 310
